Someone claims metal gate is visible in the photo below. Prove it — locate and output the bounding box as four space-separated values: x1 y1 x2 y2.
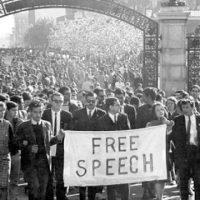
187 26 200 90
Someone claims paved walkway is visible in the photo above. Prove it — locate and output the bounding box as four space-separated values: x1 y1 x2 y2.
17 183 193 200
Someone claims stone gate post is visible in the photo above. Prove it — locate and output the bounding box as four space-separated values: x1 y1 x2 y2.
157 2 190 95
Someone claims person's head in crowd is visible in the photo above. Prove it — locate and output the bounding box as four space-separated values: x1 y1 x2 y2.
10 95 24 110
46 89 54 104
143 87 157 105
71 88 77 100
59 87 71 104
22 92 32 109
106 97 120 114
174 90 189 100
6 101 18 119
85 92 97 111
180 99 195 116
106 89 114 98
51 92 64 112
158 89 166 98
77 90 86 106
0 102 6 120
130 96 141 110
114 88 126 106
190 85 200 101
166 96 177 114
156 94 163 104
0 94 8 102
29 100 43 123
152 102 165 121
136 93 144 104
94 88 106 105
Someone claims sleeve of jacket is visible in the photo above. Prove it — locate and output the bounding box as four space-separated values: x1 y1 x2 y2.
129 105 137 129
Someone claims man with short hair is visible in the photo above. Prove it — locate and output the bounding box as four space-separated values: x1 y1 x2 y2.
171 99 200 200
190 85 200 113
16 100 62 200
42 92 72 200
97 97 130 200
73 92 106 200
114 88 136 129
5 101 23 200
59 86 79 114
94 88 106 111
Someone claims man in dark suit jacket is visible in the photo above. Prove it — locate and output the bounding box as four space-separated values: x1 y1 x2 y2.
114 88 136 129
171 99 200 200
73 92 106 200
59 86 80 114
97 97 130 200
42 92 72 200
16 100 64 200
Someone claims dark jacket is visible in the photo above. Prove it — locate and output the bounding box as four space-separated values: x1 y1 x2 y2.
73 107 106 131
170 114 200 168
42 109 72 158
97 113 130 131
16 120 59 171
124 104 136 129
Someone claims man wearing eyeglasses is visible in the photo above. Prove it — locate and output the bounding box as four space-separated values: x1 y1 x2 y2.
42 92 72 200
73 92 106 200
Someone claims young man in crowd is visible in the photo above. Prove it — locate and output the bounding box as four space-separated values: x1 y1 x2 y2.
115 88 136 129
97 97 130 200
190 85 200 113
5 101 24 200
73 92 106 200
171 99 200 200
42 92 72 200
58 86 80 114
16 100 63 200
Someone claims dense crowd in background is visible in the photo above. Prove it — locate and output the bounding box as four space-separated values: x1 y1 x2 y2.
0 48 200 200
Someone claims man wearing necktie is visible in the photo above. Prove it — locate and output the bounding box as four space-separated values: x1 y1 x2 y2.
97 97 130 200
42 92 72 200
73 92 106 200
171 99 200 200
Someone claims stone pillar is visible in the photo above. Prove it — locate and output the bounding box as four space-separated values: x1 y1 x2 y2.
157 6 190 95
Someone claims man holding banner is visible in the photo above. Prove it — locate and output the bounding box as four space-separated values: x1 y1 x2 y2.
97 97 130 200
73 92 106 200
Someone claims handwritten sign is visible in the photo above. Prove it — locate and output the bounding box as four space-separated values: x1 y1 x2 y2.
64 125 167 186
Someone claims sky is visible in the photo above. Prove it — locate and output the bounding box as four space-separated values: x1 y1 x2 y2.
0 15 14 37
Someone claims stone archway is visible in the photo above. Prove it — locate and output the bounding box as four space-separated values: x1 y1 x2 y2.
0 0 159 87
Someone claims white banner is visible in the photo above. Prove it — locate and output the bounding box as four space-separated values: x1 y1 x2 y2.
64 125 167 186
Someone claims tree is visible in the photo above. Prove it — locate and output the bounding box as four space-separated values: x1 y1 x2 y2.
24 18 54 48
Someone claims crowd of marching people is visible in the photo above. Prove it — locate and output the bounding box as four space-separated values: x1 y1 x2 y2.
0 48 200 200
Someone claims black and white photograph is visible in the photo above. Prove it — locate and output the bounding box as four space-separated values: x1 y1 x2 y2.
0 0 200 200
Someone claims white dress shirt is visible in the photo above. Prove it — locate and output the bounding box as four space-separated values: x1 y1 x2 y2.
51 110 61 136
51 110 61 157
108 112 118 123
185 114 198 146
86 108 96 118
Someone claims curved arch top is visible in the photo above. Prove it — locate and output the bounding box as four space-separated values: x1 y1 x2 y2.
0 0 158 35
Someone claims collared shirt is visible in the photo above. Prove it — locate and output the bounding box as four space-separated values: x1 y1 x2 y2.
51 110 61 136
185 114 198 146
86 108 96 118
31 119 42 125
108 112 118 123
120 103 126 114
